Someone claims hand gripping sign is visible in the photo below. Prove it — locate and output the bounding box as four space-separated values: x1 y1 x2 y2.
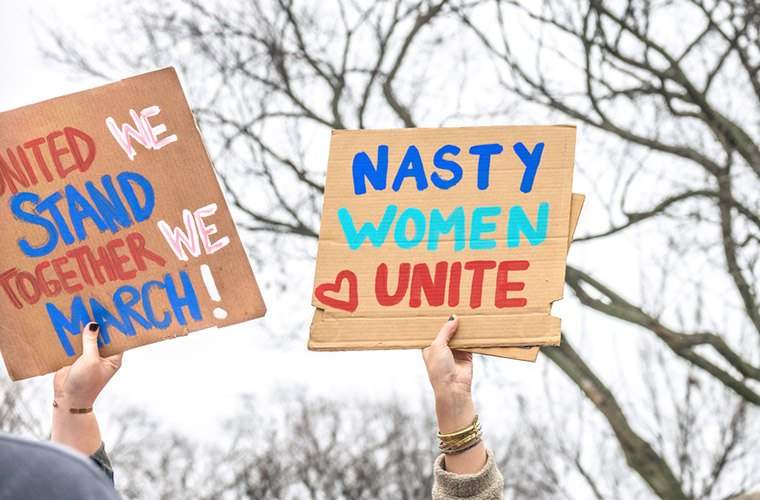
309 126 582 359
0 68 265 380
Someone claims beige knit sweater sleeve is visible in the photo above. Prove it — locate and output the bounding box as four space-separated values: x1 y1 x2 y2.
432 450 504 500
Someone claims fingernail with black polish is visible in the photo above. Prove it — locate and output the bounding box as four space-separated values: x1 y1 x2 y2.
448 315 455 321
89 322 100 332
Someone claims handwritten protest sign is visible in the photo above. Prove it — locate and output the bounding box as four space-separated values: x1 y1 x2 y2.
310 126 578 354
0 68 266 380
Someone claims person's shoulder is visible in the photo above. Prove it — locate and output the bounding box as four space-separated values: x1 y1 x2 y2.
0 432 97 470
0 433 119 500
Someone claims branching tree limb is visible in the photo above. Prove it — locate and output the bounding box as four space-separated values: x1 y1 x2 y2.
544 337 688 500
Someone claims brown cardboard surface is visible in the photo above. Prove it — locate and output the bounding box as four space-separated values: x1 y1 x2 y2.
465 193 584 361
309 125 577 351
0 68 265 380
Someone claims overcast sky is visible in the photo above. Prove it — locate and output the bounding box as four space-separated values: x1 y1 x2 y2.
0 0 644 439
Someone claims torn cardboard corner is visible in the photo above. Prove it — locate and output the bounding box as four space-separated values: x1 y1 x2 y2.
309 125 580 354
465 192 585 362
0 68 265 381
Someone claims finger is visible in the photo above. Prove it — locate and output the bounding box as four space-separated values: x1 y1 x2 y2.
81 322 101 359
432 315 459 347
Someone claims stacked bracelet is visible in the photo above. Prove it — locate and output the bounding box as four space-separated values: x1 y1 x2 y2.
437 415 483 455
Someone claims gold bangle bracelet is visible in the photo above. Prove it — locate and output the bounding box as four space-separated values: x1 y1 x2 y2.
437 415 479 439
439 421 481 444
438 415 484 455
440 427 482 447
441 436 483 455
441 427 482 449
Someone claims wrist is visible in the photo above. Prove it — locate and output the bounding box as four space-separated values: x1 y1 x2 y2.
54 393 95 410
51 410 102 456
435 392 476 433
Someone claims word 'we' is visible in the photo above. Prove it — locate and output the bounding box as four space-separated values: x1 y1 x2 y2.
157 204 230 261
106 105 178 161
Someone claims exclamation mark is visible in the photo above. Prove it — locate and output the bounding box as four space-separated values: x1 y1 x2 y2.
200 264 228 320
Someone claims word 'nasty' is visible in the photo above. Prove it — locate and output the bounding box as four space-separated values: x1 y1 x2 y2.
352 142 544 195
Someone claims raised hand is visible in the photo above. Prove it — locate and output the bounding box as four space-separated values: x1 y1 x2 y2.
423 316 487 474
51 323 122 455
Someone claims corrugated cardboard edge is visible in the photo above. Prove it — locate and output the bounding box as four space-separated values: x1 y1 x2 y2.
309 309 561 349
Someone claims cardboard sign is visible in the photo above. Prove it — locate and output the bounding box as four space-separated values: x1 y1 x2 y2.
310 125 577 352
0 68 266 380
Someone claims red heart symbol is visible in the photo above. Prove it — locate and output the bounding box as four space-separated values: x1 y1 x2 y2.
315 270 358 313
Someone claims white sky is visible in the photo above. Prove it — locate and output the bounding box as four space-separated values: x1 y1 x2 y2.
0 0 645 439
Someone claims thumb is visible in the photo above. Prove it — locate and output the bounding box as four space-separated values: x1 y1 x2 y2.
432 315 459 347
81 322 102 359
